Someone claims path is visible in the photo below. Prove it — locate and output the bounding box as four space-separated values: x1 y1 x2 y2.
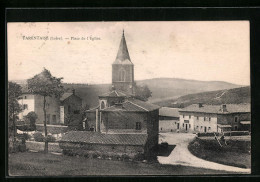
157 133 250 174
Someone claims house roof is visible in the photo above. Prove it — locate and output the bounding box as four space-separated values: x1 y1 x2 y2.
113 31 133 65
102 98 160 112
159 107 180 118
60 131 148 146
60 93 73 101
180 103 250 114
99 90 133 98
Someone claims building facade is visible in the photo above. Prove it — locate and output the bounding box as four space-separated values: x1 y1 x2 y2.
159 107 180 132
179 103 251 133
18 89 82 125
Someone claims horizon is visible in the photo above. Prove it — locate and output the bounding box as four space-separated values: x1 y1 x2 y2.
8 21 250 85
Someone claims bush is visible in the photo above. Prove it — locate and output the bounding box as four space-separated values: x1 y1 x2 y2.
25 112 37 130
9 138 27 153
46 135 56 142
17 133 31 141
33 132 44 142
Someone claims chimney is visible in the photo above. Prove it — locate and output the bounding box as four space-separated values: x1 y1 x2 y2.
221 104 227 112
72 89 75 95
198 103 203 108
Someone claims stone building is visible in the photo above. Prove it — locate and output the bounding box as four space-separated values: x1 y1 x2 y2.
18 89 82 125
179 103 251 133
159 107 180 132
62 31 160 159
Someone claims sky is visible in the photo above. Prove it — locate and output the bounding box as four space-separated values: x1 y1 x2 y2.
8 21 250 85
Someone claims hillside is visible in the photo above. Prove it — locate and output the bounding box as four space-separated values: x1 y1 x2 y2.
11 78 243 108
154 86 250 108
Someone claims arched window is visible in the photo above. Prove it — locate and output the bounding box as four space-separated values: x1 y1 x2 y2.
101 101 105 109
119 69 126 81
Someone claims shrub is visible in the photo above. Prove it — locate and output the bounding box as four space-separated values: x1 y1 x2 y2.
121 154 130 161
9 138 27 153
25 112 37 131
33 132 44 142
17 133 31 141
133 153 145 161
46 135 56 142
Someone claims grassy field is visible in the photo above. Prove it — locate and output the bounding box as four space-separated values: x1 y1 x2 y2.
8 152 237 176
188 138 251 169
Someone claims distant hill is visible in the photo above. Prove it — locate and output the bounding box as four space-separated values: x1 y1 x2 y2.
154 86 250 108
11 78 243 108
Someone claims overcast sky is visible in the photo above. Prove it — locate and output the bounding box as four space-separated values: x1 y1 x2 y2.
8 21 250 85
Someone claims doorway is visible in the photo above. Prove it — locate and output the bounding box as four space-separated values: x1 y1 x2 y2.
185 124 188 131
204 126 207 133
177 123 179 129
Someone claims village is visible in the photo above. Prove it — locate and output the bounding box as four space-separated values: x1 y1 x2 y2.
8 30 251 175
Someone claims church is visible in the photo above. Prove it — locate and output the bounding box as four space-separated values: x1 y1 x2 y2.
60 31 160 159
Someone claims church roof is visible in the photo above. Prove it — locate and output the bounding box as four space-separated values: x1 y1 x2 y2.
113 30 133 65
60 131 148 146
99 90 133 98
102 98 160 112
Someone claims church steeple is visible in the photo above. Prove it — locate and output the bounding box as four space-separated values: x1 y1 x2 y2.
112 30 135 94
113 30 133 65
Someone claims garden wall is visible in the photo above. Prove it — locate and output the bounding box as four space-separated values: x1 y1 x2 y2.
36 124 68 134
26 141 62 153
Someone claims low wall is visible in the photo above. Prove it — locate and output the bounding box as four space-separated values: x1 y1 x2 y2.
59 142 145 159
36 124 68 134
26 141 62 153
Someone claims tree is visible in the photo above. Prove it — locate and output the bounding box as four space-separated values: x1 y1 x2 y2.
134 84 152 101
8 82 23 142
25 111 38 130
27 68 64 153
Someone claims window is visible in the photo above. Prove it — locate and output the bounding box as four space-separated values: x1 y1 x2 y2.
183 123 184 127
189 115 191 119
24 96 27 99
175 122 176 124
234 126 238 130
68 105 71 113
234 116 238 123
209 117 211 121
52 115 56 123
189 124 191 128
196 126 199 129
204 117 206 121
119 69 126 81
197 116 199 120
183 115 184 118
201 126 203 129
23 104 28 110
100 101 105 109
136 122 141 130
161 127 162 131
208 127 211 131
47 114 50 124
74 110 80 114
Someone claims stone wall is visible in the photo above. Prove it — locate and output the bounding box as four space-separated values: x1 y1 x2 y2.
59 142 144 158
36 124 68 134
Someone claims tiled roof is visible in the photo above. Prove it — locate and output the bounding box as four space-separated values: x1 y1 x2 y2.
99 90 133 98
180 103 250 114
60 93 73 101
102 98 160 112
60 131 147 146
159 107 180 117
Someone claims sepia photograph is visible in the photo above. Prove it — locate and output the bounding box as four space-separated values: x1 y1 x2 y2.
7 21 251 176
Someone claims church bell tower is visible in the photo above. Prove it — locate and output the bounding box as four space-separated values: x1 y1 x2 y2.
112 30 134 95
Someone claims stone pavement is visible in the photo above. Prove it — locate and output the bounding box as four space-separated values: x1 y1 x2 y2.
157 133 251 174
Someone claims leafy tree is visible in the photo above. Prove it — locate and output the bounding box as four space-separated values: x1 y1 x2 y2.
25 111 38 130
134 84 152 101
8 82 23 141
27 68 64 153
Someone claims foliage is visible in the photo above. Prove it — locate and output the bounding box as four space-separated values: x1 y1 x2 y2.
33 132 45 142
66 114 83 131
27 68 65 153
8 82 23 142
134 83 152 101
25 112 38 130
9 138 27 153
46 135 56 142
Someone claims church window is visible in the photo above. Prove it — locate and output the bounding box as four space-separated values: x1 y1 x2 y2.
119 69 126 81
101 101 105 109
136 122 141 130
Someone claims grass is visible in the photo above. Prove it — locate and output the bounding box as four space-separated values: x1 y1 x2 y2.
8 151 238 176
188 138 251 169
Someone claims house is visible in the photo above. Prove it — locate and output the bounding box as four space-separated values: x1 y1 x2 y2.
62 31 160 159
159 107 180 132
18 88 83 125
179 103 251 133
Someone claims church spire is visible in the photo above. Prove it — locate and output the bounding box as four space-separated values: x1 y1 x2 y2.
114 30 132 64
